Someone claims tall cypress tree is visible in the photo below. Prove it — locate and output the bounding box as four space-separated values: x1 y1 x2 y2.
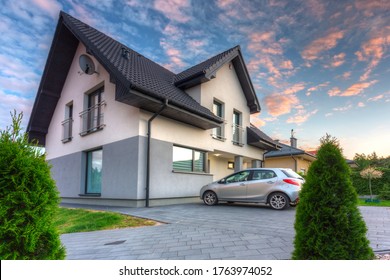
292 135 374 259
0 111 65 259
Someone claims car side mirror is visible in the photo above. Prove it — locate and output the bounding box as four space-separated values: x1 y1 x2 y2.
219 179 226 184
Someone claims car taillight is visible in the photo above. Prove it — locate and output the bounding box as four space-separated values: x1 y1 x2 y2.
283 178 301 186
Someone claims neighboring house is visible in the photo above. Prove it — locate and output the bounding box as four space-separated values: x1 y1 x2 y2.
264 131 316 175
27 12 278 207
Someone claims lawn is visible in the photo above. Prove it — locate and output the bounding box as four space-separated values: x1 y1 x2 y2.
54 207 156 234
358 198 390 207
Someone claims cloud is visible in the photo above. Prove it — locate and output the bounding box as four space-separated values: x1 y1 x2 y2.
282 83 305 95
368 94 384 102
328 87 341 96
31 0 62 19
341 80 378 96
306 82 330 96
355 33 390 81
0 90 33 129
357 102 365 107
355 0 390 17
328 52 346 68
263 93 299 117
328 80 378 97
250 112 266 127
304 0 326 19
301 30 344 61
154 0 191 23
287 109 318 125
333 104 353 112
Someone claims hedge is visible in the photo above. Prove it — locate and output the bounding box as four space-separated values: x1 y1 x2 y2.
351 167 390 195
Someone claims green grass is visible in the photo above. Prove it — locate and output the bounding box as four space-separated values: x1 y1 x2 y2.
358 199 390 207
54 207 156 234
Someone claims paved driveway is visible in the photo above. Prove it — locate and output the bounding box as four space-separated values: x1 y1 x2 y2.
60 203 390 260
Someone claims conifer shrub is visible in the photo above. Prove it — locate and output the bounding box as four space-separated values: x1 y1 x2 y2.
0 111 65 259
292 135 374 260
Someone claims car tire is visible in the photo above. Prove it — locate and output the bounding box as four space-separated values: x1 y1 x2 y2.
268 192 289 210
203 191 218 206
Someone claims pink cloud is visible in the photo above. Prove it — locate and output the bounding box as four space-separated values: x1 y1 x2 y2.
329 53 346 68
355 0 390 17
282 83 305 95
304 0 326 19
355 33 390 81
154 0 191 23
287 109 318 125
31 0 62 18
250 112 266 127
301 30 344 61
280 60 293 69
357 102 365 107
368 94 384 102
306 82 330 96
341 80 378 96
328 87 341 96
263 94 299 116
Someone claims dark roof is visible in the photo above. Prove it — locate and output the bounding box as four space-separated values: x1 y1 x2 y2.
247 126 281 151
264 142 317 159
174 46 260 114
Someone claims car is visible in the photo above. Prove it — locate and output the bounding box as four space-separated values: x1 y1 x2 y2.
200 168 304 210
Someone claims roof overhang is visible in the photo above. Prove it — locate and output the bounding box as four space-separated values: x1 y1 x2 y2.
247 127 281 151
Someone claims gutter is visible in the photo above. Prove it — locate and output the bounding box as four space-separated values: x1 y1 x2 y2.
291 154 298 172
145 99 168 207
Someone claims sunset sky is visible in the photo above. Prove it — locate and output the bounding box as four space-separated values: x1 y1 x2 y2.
0 0 389 159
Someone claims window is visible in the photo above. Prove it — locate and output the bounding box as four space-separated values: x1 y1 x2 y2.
85 149 103 194
62 102 73 143
212 100 225 140
80 86 105 135
252 170 277 180
232 110 244 146
173 146 206 173
225 171 250 183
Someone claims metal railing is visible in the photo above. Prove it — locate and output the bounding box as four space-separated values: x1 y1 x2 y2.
211 120 227 141
79 101 106 136
232 124 244 146
61 118 73 142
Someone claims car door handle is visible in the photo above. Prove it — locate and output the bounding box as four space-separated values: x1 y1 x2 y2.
240 183 246 186
267 181 275 184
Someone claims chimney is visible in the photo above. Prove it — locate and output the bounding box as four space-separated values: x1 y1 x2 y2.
290 129 297 148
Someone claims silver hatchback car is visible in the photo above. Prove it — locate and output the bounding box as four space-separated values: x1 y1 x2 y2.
200 168 304 210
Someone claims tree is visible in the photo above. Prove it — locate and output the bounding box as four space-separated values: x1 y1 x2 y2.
292 135 374 260
0 111 65 259
360 167 383 201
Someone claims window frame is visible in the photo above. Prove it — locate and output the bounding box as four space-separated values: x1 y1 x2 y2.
85 148 103 195
212 99 226 140
172 145 207 174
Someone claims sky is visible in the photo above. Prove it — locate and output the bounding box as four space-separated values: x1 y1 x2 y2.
0 0 389 159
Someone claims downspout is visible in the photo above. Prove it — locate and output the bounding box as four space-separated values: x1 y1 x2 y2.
146 99 168 207
291 154 298 172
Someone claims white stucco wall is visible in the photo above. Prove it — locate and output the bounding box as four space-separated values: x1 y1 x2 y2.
45 43 140 160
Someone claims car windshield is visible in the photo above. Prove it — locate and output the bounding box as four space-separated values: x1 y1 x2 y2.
281 169 303 179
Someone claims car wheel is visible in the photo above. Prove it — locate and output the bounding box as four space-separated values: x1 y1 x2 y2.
269 192 289 210
203 191 218 206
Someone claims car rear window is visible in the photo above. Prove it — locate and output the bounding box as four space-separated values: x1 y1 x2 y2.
281 169 302 179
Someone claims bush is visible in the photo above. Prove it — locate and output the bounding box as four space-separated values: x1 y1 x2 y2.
0 111 65 259
351 168 390 195
292 135 374 259
378 183 390 200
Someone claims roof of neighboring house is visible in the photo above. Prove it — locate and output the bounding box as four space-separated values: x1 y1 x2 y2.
247 126 281 151
27 11 259 145
264 142 317 160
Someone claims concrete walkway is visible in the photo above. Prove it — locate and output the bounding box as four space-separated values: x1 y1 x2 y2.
60 203 390 260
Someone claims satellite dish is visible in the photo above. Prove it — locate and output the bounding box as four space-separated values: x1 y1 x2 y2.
79 54 97 75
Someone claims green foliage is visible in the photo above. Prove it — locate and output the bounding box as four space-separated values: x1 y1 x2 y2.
0 111 65 260
351 167 390 195
292 135 374 260
378 183 390 200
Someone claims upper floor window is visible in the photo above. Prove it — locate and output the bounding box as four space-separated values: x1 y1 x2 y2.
232 110 244 146
212 100 225 140
173 146 206 173
80 86 106 136
62 102 73 143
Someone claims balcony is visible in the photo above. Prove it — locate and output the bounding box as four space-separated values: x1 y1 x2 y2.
79 101 106 136
211 120 226 141
232 124 244 146
61 118 73 143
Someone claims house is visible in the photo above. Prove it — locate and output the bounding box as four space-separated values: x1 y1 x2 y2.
264 130 316 175
27 11 279 207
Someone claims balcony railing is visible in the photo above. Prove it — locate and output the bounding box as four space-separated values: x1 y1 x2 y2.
79 101 106 136
211 120 226 141
61 118 73 143
232 124 244 146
